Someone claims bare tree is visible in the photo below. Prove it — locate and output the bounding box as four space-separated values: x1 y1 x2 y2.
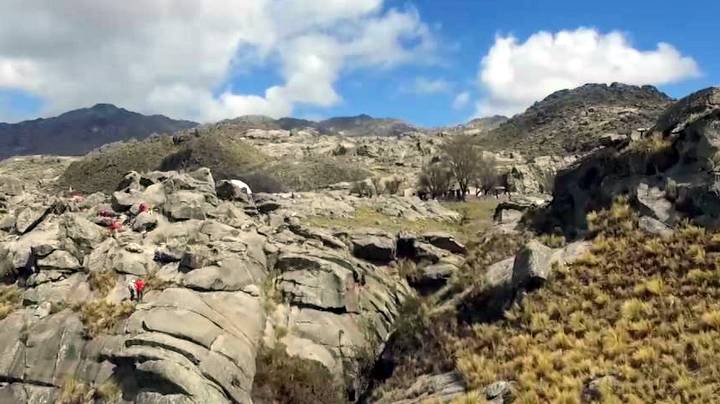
473 155 500 196
418 161 452 198
441 135 481 198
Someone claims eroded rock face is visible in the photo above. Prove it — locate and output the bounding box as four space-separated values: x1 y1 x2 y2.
546 87 720 236
0 166 463 403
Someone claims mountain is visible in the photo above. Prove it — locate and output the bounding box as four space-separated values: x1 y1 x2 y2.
0 104 197 159
219 113 417 137
464 115 508 132
475 83 673 157
317 114 416 137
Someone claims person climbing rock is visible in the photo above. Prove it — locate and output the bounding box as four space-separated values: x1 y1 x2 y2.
134 278 146 302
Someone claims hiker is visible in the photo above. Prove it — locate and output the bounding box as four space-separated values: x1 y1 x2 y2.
127 277 146 302
134 278 146 302
127 277 137 301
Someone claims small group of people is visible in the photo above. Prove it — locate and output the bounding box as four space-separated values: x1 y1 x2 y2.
97 202 153 235
127 277 146 302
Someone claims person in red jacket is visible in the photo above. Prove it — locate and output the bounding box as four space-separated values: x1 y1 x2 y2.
134 278 146 302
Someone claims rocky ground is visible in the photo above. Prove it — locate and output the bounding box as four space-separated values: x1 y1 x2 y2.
1 84 718 404
0 163 470 403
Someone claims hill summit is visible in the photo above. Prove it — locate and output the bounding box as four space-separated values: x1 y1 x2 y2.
0 104 197 159
476 83 673 157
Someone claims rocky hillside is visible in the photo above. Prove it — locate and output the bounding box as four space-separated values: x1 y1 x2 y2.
0 104 197 159
0 162 469 403
475 83 673 157
59 120 443 196
443 115 508 136
219 114 416 137
542 86 720 237
369 87 720 403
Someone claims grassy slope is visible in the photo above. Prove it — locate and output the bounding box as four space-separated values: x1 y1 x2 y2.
60 131 374 194
452 200 720 403
305 198 498 241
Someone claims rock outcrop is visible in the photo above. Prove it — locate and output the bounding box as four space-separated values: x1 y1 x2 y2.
0 165 470 403
545 87 720 236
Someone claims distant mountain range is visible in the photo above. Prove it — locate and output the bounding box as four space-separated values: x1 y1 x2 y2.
0 83 680 160
218 113 417 137
0 104 198 159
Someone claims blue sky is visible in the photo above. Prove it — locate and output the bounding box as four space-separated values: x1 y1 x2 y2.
0 1 718 126
291 0 718 126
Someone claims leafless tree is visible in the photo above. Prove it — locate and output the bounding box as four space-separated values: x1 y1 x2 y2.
441 135 481 197
418 161 453 198
473 154 499 195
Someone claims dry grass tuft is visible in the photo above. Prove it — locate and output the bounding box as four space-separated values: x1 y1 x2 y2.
0 285 22 320
77 300 135 338
252 342 344 404
452 199 720 402
56 378 94 404
87 271 117 296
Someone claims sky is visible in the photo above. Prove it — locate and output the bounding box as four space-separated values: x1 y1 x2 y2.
0 0 717 127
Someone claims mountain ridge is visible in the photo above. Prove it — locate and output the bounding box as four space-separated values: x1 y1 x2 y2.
0 104 198 159
475 82 674 156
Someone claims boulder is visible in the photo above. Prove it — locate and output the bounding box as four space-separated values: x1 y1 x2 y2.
511 240 553 288
485 380 514 404
37 249 81 270
420 232 466 254
351 234 396 263
216 180 252 204
635 182 673 222
119 288 265 403
379 371 466 403
132 211 158 232
410 263 458 294
638 216 673 237
0 175 24 196
15 206 49 234
164 191 209 221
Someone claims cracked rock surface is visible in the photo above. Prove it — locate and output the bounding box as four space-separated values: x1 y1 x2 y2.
0 164 464 403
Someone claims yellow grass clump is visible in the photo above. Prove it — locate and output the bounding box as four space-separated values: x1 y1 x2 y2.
452 198 720 402
77 300 135 338
0 285 22 320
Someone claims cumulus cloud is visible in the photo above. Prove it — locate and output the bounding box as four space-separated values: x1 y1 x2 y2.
0 0 433 122
452 91 471 110
404 77 451 94
475 28 700 117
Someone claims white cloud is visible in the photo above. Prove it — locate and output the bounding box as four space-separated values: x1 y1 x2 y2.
475 28 700 117
0 0 433 122
452 91 470 109
404 77 451 95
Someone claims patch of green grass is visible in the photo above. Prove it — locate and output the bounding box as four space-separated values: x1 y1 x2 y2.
441 198 499 240
305 206 458 235
265 156 371 191
61 136 178 193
